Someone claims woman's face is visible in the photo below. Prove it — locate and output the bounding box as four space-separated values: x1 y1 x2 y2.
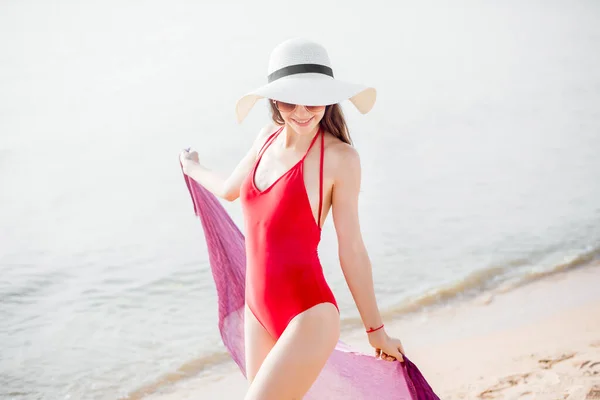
274 101 326 135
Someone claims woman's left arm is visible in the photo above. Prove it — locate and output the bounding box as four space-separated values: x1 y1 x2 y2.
331 145 405 362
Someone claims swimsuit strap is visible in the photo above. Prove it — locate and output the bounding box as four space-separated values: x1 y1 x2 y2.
318 130 324 227
256 126 284 160
301 127 322 162
299 128 324 227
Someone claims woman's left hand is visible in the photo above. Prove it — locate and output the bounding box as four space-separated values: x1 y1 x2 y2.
368 329 405 362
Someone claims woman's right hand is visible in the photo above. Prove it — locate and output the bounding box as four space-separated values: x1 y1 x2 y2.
180 148 199 170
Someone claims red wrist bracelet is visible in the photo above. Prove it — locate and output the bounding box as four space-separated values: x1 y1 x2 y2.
366 324 384 333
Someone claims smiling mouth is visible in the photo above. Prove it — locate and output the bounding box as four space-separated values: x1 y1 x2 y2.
292 117 313 125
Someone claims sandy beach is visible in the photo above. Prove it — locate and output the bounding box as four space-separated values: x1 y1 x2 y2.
145 263 600 399
405 264 600 399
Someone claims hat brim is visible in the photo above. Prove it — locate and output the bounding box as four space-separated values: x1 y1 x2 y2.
235 73 376 123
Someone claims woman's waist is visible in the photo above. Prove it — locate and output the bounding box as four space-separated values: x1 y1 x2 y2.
245 260 331 294
244 220 321 247
246 251 322 271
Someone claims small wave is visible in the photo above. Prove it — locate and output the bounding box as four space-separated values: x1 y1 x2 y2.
339 264 510 331
493 245 600 294
122 351 232 399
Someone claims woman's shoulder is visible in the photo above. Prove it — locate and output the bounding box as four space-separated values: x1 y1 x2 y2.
324 132 359 160
323 132 361 174
252 122 281 152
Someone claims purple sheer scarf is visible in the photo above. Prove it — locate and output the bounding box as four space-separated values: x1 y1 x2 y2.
182 170 440 399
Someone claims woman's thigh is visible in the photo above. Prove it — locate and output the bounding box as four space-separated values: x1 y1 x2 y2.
244 304 276 383
244 302 340 400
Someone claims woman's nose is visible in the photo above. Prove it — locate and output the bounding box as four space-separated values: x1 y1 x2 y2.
294 105 312 118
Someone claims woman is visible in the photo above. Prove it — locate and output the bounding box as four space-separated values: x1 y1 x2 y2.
180 38 405 400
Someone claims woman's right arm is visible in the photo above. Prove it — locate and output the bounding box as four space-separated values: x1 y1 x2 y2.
181 124 276 202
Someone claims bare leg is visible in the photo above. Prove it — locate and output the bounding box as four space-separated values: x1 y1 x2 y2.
244 303 340 400
244 304 276 383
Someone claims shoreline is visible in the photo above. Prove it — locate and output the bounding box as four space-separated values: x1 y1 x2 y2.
143 262 600 399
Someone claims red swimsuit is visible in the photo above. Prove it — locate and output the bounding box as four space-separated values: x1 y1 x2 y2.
240 126 339 339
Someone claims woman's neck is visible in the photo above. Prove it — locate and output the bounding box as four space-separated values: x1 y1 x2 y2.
282 124 319 150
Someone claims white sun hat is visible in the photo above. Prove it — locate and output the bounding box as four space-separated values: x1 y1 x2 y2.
235 38 377 123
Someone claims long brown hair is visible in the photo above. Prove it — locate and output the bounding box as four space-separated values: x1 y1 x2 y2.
269 102 353 145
